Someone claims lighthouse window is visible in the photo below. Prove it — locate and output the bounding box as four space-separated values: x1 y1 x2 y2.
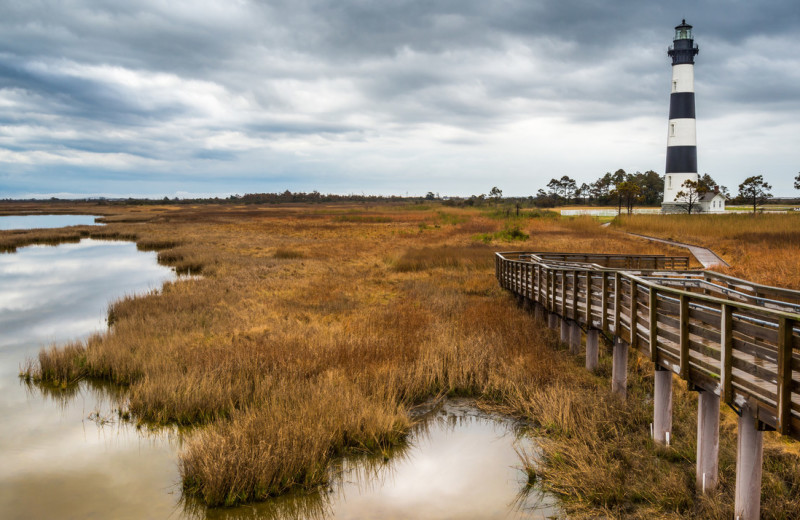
668 176 672 188
672 80 677 92
670 123 675 136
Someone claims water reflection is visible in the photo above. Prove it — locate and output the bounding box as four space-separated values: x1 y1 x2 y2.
0 214 101 230
200 400 559 520
0 239 180 520
0 239 560 519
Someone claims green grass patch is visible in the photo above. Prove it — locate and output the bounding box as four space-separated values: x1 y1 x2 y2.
435 211 468 226
474 224 529 243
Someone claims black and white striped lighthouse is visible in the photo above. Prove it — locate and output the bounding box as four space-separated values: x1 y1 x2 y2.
662 20 699 211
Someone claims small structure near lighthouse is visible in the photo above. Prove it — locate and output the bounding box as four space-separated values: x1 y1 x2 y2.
661 20 722 213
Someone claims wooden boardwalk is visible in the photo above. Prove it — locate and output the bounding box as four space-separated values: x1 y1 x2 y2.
496 251 800 518
627 232 731 268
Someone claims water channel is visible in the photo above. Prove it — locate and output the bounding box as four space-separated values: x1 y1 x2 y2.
0 223 559 519
0 214 102 230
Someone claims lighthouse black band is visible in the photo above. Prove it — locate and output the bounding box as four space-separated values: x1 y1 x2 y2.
669 93 695 119
665 146 697 173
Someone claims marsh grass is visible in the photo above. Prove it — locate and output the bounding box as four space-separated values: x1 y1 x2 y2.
334 215 392 223
12 203 800 516
392 245 495 272
614 213 800 288
22 340 89 387
273 247 305 259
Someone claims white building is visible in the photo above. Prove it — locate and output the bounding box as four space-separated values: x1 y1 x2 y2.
698 190 726 213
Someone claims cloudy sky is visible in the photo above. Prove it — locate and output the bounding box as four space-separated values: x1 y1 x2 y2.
1 0 799 198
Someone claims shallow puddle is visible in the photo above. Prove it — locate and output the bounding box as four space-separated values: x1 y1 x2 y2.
202 400 559 520
0 214 101 230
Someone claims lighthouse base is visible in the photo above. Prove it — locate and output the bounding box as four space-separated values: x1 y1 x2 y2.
661 202 695 214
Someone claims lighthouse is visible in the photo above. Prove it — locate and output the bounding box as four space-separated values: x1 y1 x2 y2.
662 20 699 213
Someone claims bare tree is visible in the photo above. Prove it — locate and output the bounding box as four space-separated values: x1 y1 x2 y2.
737 175 772 214
675 179 707 215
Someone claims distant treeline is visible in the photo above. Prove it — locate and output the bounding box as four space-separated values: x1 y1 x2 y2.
2 172 798 207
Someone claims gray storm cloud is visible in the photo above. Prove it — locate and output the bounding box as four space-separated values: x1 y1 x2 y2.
1 0 799 197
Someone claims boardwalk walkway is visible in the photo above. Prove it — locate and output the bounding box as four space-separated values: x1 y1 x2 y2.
627 232 730 268
496 251 800 518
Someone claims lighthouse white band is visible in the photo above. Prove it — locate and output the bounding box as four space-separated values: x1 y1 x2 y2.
667 118 697 147
663 173 699 202
671 64 695 93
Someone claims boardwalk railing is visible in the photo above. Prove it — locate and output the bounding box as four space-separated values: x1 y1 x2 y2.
496 251 800 519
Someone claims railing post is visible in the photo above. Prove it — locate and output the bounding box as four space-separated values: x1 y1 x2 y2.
679 293 689 380
545 269 551 311
585 271 593 326
613 272 621 336
649 287 658 362
536 264 541 304
630 280 639 348
776 317 794 435
696 389 720 492
571 271 578 321
720 304 733 404
612 336 628 399
601 272 609 332
653 367 673 444
528 263 534 300
560 270 567 317
735 404 764 520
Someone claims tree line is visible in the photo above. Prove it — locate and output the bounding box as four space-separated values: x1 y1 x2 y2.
531 169 671 209
527 171 800 213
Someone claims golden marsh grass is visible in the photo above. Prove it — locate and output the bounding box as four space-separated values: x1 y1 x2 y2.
614 213 800 288
7 202 799 517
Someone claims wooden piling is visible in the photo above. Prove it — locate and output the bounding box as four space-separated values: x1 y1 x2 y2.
548 312 558 330
696 390 720 492
585 328 599 372
612 337 628 399
534 303 546 322
653 367 672 444
735 405 763 520
570 321 581 355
